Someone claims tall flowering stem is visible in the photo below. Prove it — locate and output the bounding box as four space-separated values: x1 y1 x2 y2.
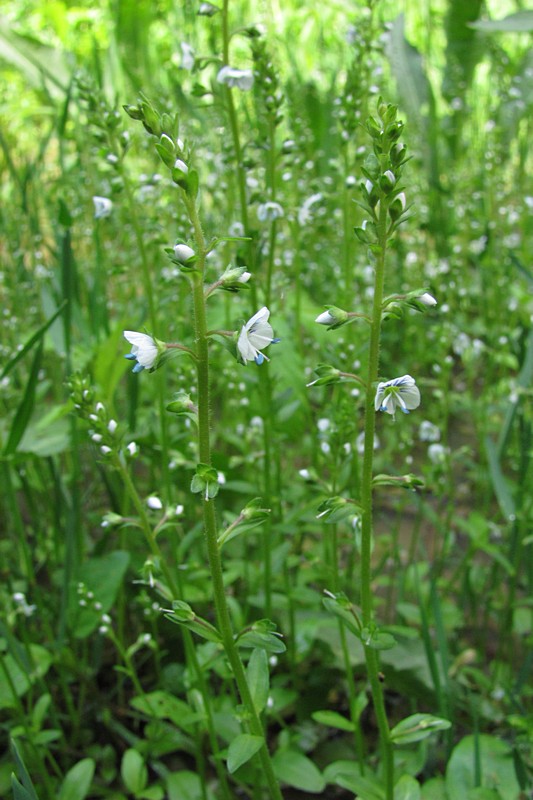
359 198 394 799
356 103 410 800
182 194 284 800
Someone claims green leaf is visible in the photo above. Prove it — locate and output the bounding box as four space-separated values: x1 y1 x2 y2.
11 776 37 800
272 750 326 794
322 594 362 638
312 710 354 732
227 734 264 774
469 11 533 32
68 551 130 638
58 759 95 800
130 691 203 732
164 601 222 644
121 749 147 795
10 740 38 800
394 774 421 800
0 302 66 381
166 771 215 800
360 626 396 651
0 19 70 100
391 714 451 745
246 649 270 714
0 648 53 710
237 629 286 653
446 735 521 800
3 339 43 456
484 436 516 521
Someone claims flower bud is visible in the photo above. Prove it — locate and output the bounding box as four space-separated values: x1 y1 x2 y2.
174 243 195 263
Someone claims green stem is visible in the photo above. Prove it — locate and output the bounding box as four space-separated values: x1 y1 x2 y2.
185 193 283 799
359 201 393 799
120 167 171 501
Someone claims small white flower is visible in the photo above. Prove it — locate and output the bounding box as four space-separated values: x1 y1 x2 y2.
100 446 112 455
126 441 138 456
356 432 380 455
257 202 284 222
374 375 421 417
107 419 118 434
298 193 322 226
419 292 437 306
180 41 195 70
419 420 440 442
217 65 254 90
147 496 163 510
237 307 279 365
124 331 159 373
229 221 245 238
93 196 113 219
428 443 449 464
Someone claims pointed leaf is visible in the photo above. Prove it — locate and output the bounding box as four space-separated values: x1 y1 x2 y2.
272 750 326 793
58 759 95 800
246 649 269 714
227 734 264 774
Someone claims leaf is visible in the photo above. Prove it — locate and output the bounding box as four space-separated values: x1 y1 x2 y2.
322 595 361 638
10 740 38 800
130 691 203 732
227 734 264 774
0 647 53 710
246 649 270 714
394 774 421 800
0 19 71 100
3 340 43 456
445 734 521 800
166 771 215 800
58 759 95 800
11 776 37 800
272 750 326 794
121 749 147 795
387 14 433 129
469 11 533 32
391 714 451 745
68 551 130 638
484 437 516 521
237 629 286 653
312 710 354 732
0 302 66 381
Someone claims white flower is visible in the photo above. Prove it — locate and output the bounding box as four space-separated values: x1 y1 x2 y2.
124 331 159 373
180 41 195 70
237 307 279 365
298 193 322 226
93 196 113 219
419 292 437 306
374 375 420 416
419 420 440 442
257 202 284 222
126 441 138 456
147 496 163 510
217 65 254 90
428 443 449 464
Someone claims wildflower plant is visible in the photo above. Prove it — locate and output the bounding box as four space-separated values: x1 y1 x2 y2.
119 98 284 798
310 101 445 799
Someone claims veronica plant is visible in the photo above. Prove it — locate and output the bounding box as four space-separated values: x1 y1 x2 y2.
121 98 284 799
310 102 446 799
